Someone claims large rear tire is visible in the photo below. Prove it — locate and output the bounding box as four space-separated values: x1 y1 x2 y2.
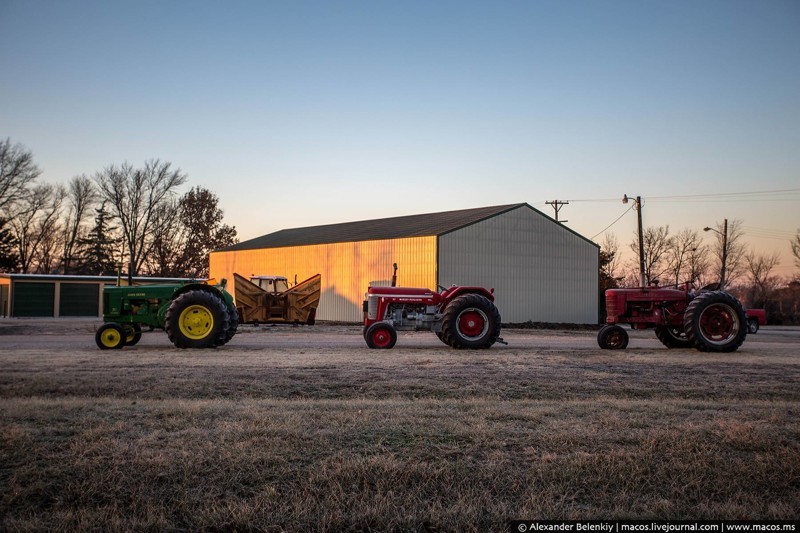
216 304 239 346
440 294 501 349
683 291 747 352
655 326 692 349
165 290 229 349
597 324 628 349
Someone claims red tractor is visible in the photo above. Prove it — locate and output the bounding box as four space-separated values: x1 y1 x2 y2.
362 284 502 349
599 286 748 352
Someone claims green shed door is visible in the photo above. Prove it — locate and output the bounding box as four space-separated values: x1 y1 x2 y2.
60 283 100 317
13 282 55 317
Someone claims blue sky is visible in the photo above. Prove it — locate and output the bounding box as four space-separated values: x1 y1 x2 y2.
1 0 799 274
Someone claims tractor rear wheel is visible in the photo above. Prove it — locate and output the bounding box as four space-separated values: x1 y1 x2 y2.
122 323 143 346
597 324 628 349
654 326 692 349
216 304 239 346
683 291 747 352
440 294 501 349
165 290 229 349
364 322 397 349
96 323 126 350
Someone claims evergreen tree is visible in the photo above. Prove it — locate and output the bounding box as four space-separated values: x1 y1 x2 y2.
73 203 120 275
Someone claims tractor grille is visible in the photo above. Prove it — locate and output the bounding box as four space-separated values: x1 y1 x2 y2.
367 295 379 320
605 292 618 322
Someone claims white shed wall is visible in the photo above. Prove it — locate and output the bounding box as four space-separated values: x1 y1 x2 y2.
438 206 598 323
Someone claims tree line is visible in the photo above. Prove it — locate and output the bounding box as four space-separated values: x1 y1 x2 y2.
599 221 800 325
0 138 237 278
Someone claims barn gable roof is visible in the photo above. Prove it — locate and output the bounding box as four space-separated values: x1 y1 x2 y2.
221 203 530 251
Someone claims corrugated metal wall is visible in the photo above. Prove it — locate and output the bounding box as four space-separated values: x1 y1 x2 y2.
438 206 599 324
210 236 437 322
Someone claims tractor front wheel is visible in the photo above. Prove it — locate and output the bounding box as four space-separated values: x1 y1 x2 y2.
96 323 126 350
747 319 759 334
165 290 229 349
441 294 501 349
364 322 397 349
122 323 142 346
683 291 747 352
597 324 629 349
654 326 692 349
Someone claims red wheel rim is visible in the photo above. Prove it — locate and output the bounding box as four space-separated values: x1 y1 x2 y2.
457 309 488 339
698 303 739 345
371 327 392 348
606 329 625 348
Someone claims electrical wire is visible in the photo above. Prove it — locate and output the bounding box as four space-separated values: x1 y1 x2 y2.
565 187 800 203
590 205 635 240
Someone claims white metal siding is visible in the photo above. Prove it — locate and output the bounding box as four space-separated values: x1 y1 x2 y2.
438 206 598 323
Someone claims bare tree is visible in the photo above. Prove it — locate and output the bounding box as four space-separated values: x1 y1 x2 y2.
600 233 621 283
95 160 187 278
745 251 782 308
144 187 238 278
708 219 747 286
144 199 185 277
664 228 707 287
629 225 672 285
792 230 800 270
8 183 65 273
0 138 41 214
60 175 97 273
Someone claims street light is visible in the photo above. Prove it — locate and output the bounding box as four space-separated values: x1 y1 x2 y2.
703 218 728 290
623 194 646 288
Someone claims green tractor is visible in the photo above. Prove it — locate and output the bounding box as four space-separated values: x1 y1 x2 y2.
95 279 238 350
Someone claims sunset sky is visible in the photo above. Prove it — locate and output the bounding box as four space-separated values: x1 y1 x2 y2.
1 0 798 276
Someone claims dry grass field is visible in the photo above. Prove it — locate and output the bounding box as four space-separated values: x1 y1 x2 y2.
1 320 799 531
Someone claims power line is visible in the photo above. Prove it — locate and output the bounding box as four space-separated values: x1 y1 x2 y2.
565 187 800 203
590 205 635 240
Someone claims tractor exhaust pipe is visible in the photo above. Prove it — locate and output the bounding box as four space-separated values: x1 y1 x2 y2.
391 263 398 287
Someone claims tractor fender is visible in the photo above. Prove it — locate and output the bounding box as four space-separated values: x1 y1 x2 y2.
439 286 495 307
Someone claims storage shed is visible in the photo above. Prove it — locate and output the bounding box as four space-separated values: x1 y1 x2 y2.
210 203 599 324
0 274 194 318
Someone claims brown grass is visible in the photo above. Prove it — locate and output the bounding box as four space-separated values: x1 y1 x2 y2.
1 323 799 530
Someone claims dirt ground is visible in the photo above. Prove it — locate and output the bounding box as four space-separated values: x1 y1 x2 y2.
1 320 799 529
1 319 798 401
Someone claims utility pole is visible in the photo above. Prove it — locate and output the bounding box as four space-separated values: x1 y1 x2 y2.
545 200 569 223
623 194 646 288
720 218 728 289
704 218 729 290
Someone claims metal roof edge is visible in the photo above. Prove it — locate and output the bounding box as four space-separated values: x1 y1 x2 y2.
437 203 599 249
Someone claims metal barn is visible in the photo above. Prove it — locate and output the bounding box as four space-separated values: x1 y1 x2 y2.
209 203 599 323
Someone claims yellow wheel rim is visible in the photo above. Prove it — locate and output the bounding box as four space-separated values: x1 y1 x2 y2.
101 328 122 348
178 304 214 340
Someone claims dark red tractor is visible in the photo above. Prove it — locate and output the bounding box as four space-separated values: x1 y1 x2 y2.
599 286 748 352
362 284 502 349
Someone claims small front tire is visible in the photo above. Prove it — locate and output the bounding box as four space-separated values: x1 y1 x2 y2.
364 322 397 349
598 324 629 350
96 323 126 350
122 323 142 346
747 319 759 334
